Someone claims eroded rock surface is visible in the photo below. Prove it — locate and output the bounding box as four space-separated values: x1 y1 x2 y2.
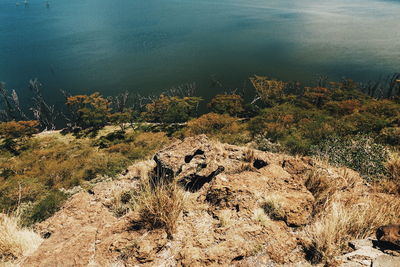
21 135 400 266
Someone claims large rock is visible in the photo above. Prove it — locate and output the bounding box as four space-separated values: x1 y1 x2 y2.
153 135 245 190
376 224 400 249
154 135 315 226
22 191 119 267
22 178 141 267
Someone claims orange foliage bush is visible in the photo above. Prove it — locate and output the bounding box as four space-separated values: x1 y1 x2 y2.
184 113 250 144
208 94 244 116
66 92 111 130
0 121 39 139
250 75 287 106
303 87 331 107
185 113 238 136
325 100 361 116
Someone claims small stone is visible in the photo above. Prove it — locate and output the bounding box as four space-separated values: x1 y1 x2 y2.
338 262 368 267
372 254 400 267
349 239 374 250
341 247 384 262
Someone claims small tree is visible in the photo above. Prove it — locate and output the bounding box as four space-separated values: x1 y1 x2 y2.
303 87 331 108
0 120 39 139
65 92 111 131
109 111 132 131
208 94 244 116
250 75 287 106
142 95 202 123
0 120 39 154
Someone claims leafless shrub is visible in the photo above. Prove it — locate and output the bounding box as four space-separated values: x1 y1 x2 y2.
0 82 27 122
29 79 57 130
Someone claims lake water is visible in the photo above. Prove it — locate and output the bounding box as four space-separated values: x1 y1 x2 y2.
0 0 399 104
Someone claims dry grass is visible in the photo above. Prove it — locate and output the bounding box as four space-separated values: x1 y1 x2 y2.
0 130 171 222
131 179 185 239
108 161 155 217
0 213 42 265
242 149 255 163
252 208 272 227
0 136 128 210
217 209 234 228
386 152 400 182
261 194 286 221
372 179 400 195
303 165 400 263
108 189 132 217
304 196 400 263
305 167 361 212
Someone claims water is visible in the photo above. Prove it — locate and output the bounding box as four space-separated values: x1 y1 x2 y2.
0 0 399 104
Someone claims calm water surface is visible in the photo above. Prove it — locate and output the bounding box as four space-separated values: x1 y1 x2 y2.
0 0 399 103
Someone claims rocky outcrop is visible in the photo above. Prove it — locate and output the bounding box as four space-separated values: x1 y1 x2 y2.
154 135 315 226
21 135 400 266
22 179 139 267
376 224 400 249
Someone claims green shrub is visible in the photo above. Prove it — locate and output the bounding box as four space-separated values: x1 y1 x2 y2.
141 95 202 123
184 113 250 145
252 134 283 153
66 93 111 131
312 135 389 179
281 134 312 155
23 190 68 225
208 94 244 116
379 127 400 146
93 130 126 148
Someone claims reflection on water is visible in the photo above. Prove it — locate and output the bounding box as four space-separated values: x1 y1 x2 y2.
0 0 399 103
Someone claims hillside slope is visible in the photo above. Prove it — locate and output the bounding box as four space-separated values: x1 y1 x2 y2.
21 135 400 267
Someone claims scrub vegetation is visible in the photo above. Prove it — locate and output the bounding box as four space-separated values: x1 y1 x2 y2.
0 73 399 228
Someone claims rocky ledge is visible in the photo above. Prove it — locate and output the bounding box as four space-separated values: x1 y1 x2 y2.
21 135 400 266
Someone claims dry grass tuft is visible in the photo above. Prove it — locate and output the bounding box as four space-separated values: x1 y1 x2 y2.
303 165 400 263
372 179 400 195
304 196 400 263
386 152 400 182
243 149 255 163
253 208 272 227
261 194 286 221
238 163 254 173
107 188 133 217
131 179 185 239
0 213 42 265
305 167 361 211
217 209 234 228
